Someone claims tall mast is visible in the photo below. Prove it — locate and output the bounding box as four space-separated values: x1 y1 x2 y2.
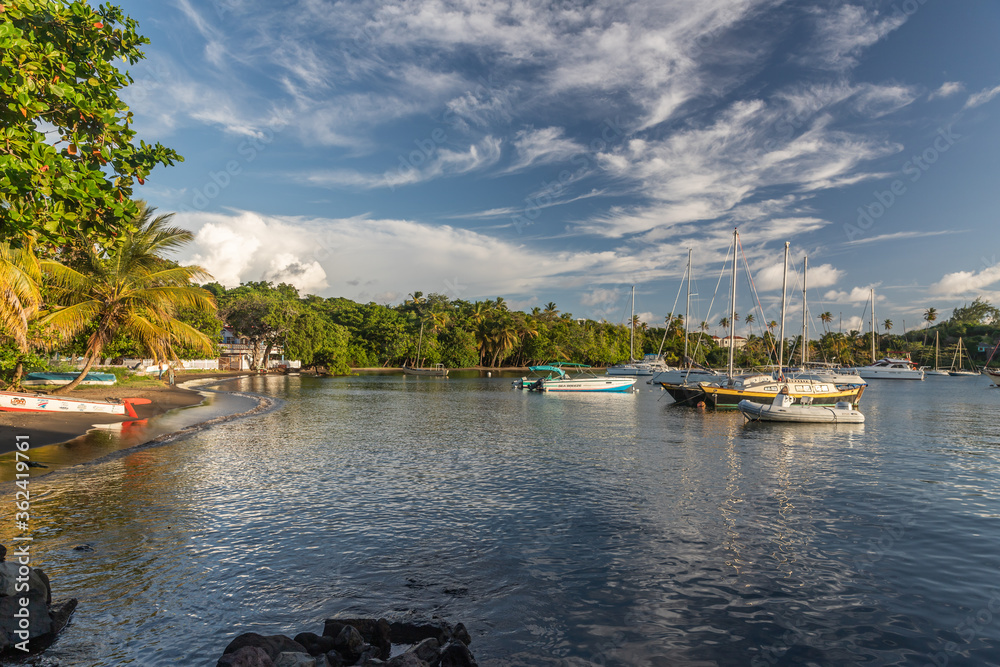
684 248 692 366
416 320 425 368
629 285 635 361
728 229 738 379
871 288 877 363
801 256 808 366
935 330 939 370
778 242 789 379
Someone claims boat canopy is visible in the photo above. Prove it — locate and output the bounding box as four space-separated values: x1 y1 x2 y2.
527 365 569 377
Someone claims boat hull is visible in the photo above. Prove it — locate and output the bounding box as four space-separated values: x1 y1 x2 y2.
738 399 865 423
0 391 151 416
519 377 637 392
659 381 865 410
23 372 117 386
402 366 448 376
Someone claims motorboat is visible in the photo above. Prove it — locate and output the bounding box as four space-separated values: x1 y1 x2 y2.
0 391 151 417
850 357 924 380
738 392 865 423
515 363 637 392
608 354 674 376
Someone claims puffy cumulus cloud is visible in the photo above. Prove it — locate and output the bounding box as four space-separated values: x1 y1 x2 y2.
822 285 883 304
181 211 328 294
930 265 1000 296
174 210 669 303
754 261 844 292
581 288 622 306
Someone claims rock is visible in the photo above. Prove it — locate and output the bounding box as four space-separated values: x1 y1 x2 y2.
387 655 430 667
72 545 94 552
389 621 453 646
452 624 471 647
405 637 440 663
274 652 319 667
223 633 309 661
0 561 54 640
294 632 337 656
439 641 478 667
332 625 366 663
217 646 275 667
323 650 345 667
325 618 391 660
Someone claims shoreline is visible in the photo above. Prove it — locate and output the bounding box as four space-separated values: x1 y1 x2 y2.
0 371 250 455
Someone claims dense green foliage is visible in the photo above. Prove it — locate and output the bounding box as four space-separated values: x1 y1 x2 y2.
0 0 181 244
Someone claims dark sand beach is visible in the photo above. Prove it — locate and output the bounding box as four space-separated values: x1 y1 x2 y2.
0 372 249 454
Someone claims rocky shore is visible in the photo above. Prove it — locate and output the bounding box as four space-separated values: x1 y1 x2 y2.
218 618 477 667
0 545 77 660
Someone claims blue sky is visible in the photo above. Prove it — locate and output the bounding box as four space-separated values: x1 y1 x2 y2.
118 0 1000 335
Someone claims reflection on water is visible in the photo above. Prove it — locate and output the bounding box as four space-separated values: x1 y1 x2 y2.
0 386 259 482
2 374 1000 665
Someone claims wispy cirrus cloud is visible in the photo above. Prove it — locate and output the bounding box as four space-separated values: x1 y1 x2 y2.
803 4 907 71
306 137 503 189
929 82 965 100
964 84 1000 109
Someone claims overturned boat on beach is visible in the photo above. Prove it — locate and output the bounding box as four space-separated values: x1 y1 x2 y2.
0 391 151 418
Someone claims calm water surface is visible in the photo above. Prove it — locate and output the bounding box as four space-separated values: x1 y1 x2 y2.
3 374 1000 666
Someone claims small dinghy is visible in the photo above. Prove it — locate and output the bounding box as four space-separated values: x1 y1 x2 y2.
739 392 864 423
22 371 117 386
0 391 151 418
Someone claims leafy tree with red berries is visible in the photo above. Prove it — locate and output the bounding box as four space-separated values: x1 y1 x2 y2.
0 0 181 245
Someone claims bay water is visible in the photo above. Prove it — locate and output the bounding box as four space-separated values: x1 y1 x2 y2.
3 373 1000 666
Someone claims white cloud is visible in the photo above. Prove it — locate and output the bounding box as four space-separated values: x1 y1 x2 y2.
846 230 961 246
755 261 844 292
930 265 1000 296
964 84 1000 109
581 288 621 306
823 285 883 304
175 209 671 301
929 82 965 100
307 137 503 189
506 127 586 173
805 5 907 71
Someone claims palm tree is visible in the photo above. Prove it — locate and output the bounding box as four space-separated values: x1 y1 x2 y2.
819 311 833 334
883 319 893 332
744 313 755 336
40 204 218 393
924 307 938 325
0 236 43 353
543 302 559 321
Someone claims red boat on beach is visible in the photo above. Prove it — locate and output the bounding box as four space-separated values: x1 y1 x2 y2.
0 391 151 418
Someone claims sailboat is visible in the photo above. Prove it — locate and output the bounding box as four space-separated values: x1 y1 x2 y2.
948 337 979 376
607 286 671 376
402 320 448 376
660 233 865 409
923 331 950 376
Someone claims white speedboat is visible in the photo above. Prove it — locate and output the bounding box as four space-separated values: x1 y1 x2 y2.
738 393 865 423
850 358 924 380
608 354 674 376
515 364 636 392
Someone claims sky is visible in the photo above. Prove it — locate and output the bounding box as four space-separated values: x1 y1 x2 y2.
116 0 1000 337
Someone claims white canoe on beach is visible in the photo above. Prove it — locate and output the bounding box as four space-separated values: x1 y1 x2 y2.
0 391 151 418
739 393 865 423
